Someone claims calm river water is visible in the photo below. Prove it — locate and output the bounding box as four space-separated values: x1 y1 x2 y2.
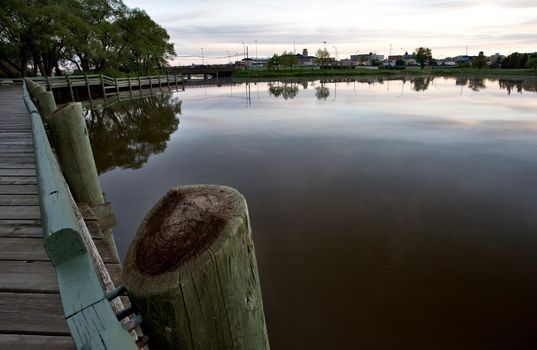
88 76 537 349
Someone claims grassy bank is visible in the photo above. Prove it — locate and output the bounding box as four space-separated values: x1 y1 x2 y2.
233 67 537 78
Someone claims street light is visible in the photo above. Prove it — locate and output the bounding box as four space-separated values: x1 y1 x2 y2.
332 45 338 61
201 48 204 65
242 42 246 59
226 50 231 64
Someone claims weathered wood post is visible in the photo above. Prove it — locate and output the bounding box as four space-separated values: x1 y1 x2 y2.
84 74 92 103
100 74 108 104
29 84 46 99
128 77 132 96
47 103 118 257
123 185 270 350
66 75 75 101
32 91 57 118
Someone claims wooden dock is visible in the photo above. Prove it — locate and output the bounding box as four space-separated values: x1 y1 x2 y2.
0 85 123 349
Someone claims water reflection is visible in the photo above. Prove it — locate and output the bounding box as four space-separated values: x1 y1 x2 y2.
85 91 181 174
315 83 330 100
268 82 300 100
258 76 536 96
411 76 434 91
98 76 537 349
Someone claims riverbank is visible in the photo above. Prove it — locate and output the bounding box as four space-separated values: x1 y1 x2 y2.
233 67 537 78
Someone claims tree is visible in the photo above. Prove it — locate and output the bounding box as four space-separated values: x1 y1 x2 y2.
501 52 529 69
0 0 175 77
315 48 331 67
527 53 537 71
473 51 487 69
267 54 280 70
414 47 432 69
279 51 298 70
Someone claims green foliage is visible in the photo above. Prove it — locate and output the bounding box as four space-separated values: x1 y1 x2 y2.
267 54 280 70
472 51 487 69
0 0 175 77
527 53 537 71
501 52 529 69
414 47 432 69
279 51 298 69
315 48 331 66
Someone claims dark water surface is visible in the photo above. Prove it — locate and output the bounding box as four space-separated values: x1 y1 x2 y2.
88 76 537 349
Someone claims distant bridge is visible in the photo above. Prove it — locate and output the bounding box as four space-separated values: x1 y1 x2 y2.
167 65 236 79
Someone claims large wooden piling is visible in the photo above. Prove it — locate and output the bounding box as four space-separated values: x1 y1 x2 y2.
32 91 57 118
123 185 270 350
47 103 104 207
46 103 118 256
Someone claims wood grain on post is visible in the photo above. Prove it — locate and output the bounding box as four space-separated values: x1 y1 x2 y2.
46 103 118 256
47 103 104 208
32 91 57 118
123 185 270 350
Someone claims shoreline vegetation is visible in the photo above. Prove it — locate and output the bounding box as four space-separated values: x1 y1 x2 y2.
233 67 537 78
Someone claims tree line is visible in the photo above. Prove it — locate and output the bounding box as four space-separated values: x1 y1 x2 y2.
0 0 175 77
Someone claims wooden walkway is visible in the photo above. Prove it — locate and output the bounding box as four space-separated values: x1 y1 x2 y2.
0 85 122 349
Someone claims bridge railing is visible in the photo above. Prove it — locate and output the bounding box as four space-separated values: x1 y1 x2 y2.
23 81 140 350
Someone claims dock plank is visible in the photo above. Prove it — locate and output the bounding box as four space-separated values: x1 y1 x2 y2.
0 194 39 205
0 219 42 237
0 176 37 184
0 237 119 264
0 334 74 350
0 292 70 335
0 261 122 292
0 184 38 194
0 205 40 219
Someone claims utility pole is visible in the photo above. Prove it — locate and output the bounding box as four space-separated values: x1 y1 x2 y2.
293 42 296 54
242 42 246 59
246 46 249 59
201 48 204 65
226 50 231 64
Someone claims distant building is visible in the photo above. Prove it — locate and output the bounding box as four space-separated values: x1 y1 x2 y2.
350 52 384 65
296 48 316 66
454 55 472 63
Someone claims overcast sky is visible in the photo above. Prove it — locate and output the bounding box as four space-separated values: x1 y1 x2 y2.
123 0 536 64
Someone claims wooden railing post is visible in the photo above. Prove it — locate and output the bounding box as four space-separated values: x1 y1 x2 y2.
100 74 107 105
47 103 118 258
84 74 92 103
124 185 270 350
32 91 57 118
66 75 75 101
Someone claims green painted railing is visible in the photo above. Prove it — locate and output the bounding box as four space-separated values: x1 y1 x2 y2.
23 81 139 350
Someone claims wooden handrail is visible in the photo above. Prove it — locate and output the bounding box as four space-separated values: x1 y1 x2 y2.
22 81 139 350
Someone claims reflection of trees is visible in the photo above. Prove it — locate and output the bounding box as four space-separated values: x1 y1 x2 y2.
498 79 524 95
268 83 299 100
467 78 486 91
411 77 433 91
315 83 330 100
86 92 181 174
455 77 468 86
